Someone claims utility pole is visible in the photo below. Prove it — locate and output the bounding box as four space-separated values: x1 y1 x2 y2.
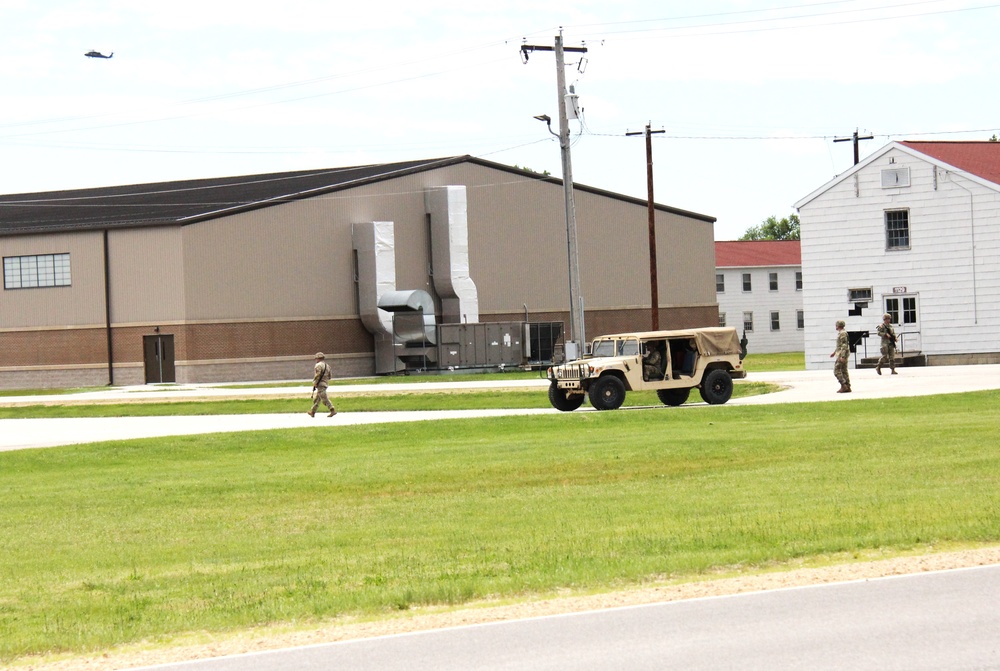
521 31 588 357
626 123 665 331
834 128 874 165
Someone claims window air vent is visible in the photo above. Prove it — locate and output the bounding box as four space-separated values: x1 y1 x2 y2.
881 167 910 188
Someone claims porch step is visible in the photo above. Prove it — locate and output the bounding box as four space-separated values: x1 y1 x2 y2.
857 352 926 369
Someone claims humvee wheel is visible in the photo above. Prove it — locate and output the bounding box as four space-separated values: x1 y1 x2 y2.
699 368 733 404
548 383 584 412
589 375 626 411
657 387 690 406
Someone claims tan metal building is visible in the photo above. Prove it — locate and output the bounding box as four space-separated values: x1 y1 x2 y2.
0 156 718 388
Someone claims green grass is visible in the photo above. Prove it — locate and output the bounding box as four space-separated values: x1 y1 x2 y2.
741 351 804 371
2 390 999 662
0 382 777 419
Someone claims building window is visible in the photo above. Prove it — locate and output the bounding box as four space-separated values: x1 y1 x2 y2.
716 273 725 293
742 273 752 292
795 271 802 291
718 312 726 327
797 310 804 329
885 210 910 250
848 287 873 303
886 297 918 325
3 253 71 289
743 311 754 333
770 311 780 331
769 272 778 291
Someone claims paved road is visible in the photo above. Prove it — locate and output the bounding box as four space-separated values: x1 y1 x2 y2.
3 365 1000 451
137 565 1000 671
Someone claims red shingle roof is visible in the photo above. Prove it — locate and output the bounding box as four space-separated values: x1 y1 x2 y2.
900 141 1000 186
715 240 800 267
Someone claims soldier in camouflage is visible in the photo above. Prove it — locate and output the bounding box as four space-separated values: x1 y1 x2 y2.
308 352 337 417
875 313 898 375
829 320 851 393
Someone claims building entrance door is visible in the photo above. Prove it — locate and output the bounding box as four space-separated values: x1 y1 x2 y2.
884 295 920 354
143 334 176 383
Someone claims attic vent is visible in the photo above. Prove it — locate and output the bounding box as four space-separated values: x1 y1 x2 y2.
881 167 910 188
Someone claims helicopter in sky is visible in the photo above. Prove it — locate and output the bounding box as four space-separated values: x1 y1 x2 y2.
85 50 113 59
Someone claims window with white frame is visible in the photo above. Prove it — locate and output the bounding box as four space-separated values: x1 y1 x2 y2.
743 311 754 332
797 310 804 329
716 273 725 293
3 253 71 289
769 272 778 291
885 210 910 250
742 273 752 292
770 311 780 331
718 312 726 327
848 287 873 303
795 271 802 291
885 296 918 325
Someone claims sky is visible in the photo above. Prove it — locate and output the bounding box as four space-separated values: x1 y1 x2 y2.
2 0 999 241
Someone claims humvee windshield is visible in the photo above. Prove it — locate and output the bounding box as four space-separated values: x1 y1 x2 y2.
590 337 639 358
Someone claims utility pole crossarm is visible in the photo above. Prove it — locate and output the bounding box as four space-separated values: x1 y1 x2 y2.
834 128 874 165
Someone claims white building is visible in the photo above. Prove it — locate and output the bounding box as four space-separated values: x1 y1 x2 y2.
794 141 1000 370
715 240 803 354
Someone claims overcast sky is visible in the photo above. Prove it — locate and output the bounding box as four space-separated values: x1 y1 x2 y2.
2 0 999 240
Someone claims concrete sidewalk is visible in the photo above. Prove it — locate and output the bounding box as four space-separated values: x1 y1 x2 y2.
2 365 998 452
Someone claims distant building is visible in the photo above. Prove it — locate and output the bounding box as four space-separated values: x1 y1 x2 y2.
795 141 1000 369
715 240 803 354
1 156 721 388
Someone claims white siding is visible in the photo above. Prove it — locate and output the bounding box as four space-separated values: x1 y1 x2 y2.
715 264 803 353
799 145 1000 369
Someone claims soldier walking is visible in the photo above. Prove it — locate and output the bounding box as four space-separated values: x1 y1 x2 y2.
829 320 851 393
308 352 337 417
876 313 898 375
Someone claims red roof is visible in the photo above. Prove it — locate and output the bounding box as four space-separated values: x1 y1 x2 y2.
715 240 800 268
900 141 1000 186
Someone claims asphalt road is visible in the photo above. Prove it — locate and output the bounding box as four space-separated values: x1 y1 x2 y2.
136 565 1000 671
2 364 1000 452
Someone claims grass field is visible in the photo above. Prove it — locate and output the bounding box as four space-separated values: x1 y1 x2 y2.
2 387 999 662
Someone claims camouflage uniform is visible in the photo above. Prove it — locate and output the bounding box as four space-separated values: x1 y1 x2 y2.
830 320 851 393
643 347 663 381
309 352 336 417
876 314 897 375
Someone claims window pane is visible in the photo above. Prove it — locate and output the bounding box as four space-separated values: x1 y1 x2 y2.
797 310 804 329
885 210 910 249
743 311 754 332
716 274 725 293
903 297 917 324
885 298 899 323
742 273 751 292
769 272 778 291
795 271 802 291
770 311 780 331
2 253 71 289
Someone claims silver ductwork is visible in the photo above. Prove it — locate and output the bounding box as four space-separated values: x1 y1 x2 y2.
425 186 480 324
377 289 437 344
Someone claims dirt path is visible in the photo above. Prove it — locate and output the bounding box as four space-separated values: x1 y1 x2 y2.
17 545 1000 671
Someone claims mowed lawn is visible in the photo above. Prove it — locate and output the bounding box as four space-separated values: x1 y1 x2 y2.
2 387 999 662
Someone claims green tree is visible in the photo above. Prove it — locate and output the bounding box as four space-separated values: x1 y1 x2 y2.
989 134 998 142
740 214 800 241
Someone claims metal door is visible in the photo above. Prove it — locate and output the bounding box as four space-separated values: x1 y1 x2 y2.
143 334 176 383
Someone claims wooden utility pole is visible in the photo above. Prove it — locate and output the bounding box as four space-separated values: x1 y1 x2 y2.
834 128 874 165
626 123 665 330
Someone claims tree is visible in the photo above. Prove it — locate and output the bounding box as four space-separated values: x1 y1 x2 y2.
739 214 800 241
989 134 998 142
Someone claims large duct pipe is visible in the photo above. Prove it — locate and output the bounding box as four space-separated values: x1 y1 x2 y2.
425 186 479 324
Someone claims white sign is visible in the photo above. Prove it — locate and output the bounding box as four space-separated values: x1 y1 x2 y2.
893 286 907 294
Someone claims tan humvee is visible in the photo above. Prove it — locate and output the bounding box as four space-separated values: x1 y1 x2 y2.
546 327 747 411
